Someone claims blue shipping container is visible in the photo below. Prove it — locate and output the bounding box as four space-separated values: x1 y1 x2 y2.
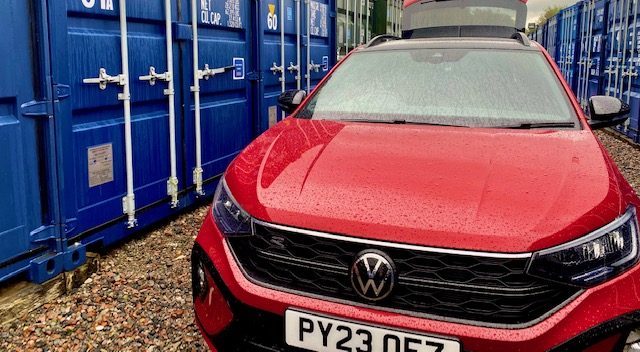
0 0 336 284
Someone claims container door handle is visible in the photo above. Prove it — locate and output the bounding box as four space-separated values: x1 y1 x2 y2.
196 64 234 81
83 68 126 90
139 66 171 86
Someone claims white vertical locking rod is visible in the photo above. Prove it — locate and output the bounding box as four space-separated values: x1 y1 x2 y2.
307 0 312 92
281 0 286 93
397 0 401 36
353 0 357 48
366 0 369 42
346 0 349 53
619 0 631 99
576 6 586 102
296 0 302 90
607 0 619 95
614 0 626 98
191 0 204 196
165 0 178 207
358 0 362 43
626 0 639 103
582 2 595 106
120 0 136 228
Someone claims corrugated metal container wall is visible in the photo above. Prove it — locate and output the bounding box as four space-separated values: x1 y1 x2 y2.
557 3 583 92
546 15 560 61
0 0 64 284
604 0 640 140
0 0 336 284
576 0 608 109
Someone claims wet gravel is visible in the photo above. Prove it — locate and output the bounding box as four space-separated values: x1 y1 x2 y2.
0 206 210 352
0 130 639 352
597 130 640 193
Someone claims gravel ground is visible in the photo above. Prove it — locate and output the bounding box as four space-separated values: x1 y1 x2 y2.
0 206 210 352
0 130 639 352
597 130 640 193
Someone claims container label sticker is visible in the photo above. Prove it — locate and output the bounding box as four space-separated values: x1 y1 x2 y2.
309 1 328 37
81 0 114 10
267 3 278 30
269 106 278 127
322 56 329 71
233 57 245 80
287 7 293 21
88 144 114 188
201 0 243 28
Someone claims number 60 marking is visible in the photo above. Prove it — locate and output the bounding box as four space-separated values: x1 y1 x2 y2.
267 12 278 30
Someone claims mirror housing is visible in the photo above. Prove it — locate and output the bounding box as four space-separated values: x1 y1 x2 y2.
588 96 630 130
277 89 307 115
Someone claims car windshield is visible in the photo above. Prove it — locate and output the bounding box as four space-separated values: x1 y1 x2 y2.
296 48 579 128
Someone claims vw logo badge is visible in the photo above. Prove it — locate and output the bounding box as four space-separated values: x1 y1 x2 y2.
350 250 396 302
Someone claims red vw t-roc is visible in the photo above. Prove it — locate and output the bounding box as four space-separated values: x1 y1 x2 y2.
192 3 640 352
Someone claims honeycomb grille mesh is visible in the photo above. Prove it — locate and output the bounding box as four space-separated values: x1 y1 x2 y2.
227 222 579 325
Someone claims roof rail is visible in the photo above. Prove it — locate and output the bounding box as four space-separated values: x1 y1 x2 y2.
365 34 401 48
511 32 531 47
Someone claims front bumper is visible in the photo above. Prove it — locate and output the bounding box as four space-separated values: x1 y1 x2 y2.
192 212 640 352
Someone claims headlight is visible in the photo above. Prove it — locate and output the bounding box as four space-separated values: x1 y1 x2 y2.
527 207 639 287
212 178 251 236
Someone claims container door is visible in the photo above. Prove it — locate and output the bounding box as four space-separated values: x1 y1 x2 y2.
182 0 257 197
0 0 60 282
305 0 337 92
47 0 185 245
258 0 304 131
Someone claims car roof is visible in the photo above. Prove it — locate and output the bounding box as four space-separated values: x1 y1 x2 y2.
358 37 541 53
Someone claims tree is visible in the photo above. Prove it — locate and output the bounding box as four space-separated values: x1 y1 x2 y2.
536 6 563 26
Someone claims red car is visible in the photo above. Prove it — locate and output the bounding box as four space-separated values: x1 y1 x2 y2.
192 7 640 352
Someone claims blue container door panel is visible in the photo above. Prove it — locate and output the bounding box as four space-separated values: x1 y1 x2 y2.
259 0 303 131
183 0 256 193
306 0 336 91
0 0 58 281
49 1 181 242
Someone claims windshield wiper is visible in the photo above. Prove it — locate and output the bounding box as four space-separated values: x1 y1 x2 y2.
342 119 467 127
496 121 577 129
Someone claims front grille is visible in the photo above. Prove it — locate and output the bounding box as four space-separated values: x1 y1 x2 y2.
227 221 581 326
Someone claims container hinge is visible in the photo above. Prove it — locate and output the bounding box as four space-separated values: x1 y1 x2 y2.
30 225 57 244
246 71 260 81
54 84 71 101
20 99 52 118
173 23 193 41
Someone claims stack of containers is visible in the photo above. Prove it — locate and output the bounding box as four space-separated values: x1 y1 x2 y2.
606 0 639 139
538 0 640 142
0 0 337 285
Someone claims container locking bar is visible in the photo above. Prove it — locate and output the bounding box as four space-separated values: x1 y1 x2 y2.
197 64 234 80
82 0 136 228
309 61 321 73
139 66 171 87
83 68 127 90
271 62 285 82
287 62 299 73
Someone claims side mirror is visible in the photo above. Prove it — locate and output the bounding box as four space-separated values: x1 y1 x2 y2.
588 96 630 130
277 89 307 114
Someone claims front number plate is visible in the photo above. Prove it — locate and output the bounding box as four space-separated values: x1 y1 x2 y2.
285 310 461 352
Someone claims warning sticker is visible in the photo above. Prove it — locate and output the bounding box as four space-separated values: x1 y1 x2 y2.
88 144 114 188
269 106 278 127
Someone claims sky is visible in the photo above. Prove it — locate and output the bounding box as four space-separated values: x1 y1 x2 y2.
526 0 577 24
